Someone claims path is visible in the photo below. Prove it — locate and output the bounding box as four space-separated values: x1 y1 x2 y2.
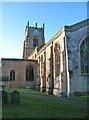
21 92 89 106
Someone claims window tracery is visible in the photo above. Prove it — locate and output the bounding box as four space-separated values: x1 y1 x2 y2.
80 38 89 74
26 66 34 81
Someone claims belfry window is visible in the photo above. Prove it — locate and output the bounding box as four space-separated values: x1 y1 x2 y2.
33 38 38 48
26 66 34 81
10 69 15 81
80 38 89 74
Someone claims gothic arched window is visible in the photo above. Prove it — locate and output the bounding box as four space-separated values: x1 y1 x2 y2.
80 38 89 74
10 69 15 81
26 66 34 81
54 42 61 77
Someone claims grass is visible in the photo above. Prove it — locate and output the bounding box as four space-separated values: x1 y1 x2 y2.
6 88 47 95
5 88 58 98
64 95 89 102
5 88 89 101
2 89 88 118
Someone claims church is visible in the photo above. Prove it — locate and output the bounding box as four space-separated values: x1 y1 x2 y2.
1 19 89 96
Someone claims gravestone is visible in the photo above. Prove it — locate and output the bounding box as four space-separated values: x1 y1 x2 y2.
2 90 8 105
2 85 5 90
11 91 20 105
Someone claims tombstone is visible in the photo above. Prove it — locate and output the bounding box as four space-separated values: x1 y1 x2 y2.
2 90 8 105
11 91 20 105
2 85 5 90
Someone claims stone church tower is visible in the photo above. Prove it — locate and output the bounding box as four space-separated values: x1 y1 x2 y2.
23 21 45 59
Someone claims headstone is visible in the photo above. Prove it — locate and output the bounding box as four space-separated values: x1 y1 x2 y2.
11 91 20 105
2 85 5 90
2 90 8 105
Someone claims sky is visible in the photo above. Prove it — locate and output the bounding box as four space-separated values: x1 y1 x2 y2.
0 1 88 60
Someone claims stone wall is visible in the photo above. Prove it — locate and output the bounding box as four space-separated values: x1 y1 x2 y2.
66 21 89 94
34 19 89 96
1 59 37 89
34 27 67 95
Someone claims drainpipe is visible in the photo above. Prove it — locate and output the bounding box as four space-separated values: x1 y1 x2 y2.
64 36 70 97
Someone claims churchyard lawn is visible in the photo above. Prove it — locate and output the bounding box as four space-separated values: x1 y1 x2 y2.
2 88 88 118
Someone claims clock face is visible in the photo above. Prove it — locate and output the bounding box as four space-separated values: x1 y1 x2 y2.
33 29 39 35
